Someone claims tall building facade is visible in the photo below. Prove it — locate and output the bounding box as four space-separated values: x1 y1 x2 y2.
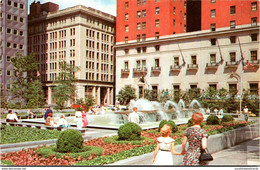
116 0 201 43
0 0 28 97
115 0 259 99
28 2 116 106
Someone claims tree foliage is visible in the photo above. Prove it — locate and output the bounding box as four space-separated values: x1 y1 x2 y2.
116 85 137 105
53 61 80 110
25 80 46 108
83 95 96 111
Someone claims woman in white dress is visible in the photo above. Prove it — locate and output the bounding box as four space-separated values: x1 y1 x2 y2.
153 124 182 165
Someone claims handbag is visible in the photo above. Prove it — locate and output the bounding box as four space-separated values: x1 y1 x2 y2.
199 148 213 161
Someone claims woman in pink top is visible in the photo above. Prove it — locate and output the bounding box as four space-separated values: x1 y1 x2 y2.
82 110 88 128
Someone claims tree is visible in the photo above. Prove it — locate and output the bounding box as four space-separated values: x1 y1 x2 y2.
25 80 46 108
9 53 43 108
117 85 137 105
53 61 80 110
83 95 96 111
143 89 158 101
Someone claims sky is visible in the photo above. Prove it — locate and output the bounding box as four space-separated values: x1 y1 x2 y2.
28 0 117 16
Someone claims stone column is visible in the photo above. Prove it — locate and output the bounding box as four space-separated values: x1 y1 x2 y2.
92 86 96 102
97 86 100 105
47 86 52 105
110 87 114 105
76 85 85 100
107 87 110 105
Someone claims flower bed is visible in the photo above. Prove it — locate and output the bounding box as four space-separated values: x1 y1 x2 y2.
0 120 254 166
1 125 62 144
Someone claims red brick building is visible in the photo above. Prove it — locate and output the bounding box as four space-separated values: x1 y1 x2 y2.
201 0 259 31
116 0 201 43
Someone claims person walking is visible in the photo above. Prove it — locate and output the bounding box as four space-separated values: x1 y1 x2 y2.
128 106 139 124
243 106 249 121
182 112 208 165
153 124 182 165
82 110 88 128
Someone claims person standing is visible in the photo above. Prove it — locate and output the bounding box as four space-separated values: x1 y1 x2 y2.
213 108 218 115
153 124 182 165
205 107 210 115
218 108 223 115
82 110 88 128
128 106 139 124
182 112 208 165
75 108 83 129
44 106 53 120
243 106 249 121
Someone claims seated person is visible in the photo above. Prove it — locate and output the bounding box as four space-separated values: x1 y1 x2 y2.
45 113 57 126
27 109 34 119
58 115 70 128
6 110 19 122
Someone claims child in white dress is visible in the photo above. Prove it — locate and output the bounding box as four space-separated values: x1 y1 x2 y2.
152 124 182 165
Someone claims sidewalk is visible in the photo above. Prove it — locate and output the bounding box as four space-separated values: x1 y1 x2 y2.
111 137 260 166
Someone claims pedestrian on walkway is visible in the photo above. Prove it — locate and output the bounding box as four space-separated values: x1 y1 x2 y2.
75 108 83 129
152 124 182 165
82 110 88 128
182 112 208 165
243 106 249 121
128 106 139 124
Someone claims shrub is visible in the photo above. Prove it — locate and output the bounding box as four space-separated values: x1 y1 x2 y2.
118 122 142 141
158 120 178 133
206 115 220 125
221 115 234 122
56 129 84 153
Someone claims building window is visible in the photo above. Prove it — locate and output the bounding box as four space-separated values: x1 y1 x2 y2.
137 23 141 30
251 33 258 41
13 16 17 21
211 38 216 46
142 22 146 29
20 17 24 23
125 49 129 54
137 47 141 53
155 7 160 15
211 0 216 3
6 70 11 76
251 17 257 26
211 23 216 31
137 11 141 18
14 2 18 8
230 6 236 14
155 32 159 39
230 36 236 43
173 19 176 27
125 13 129 21
125 36 128 43
7 0 11 5
19 44 23 49
230 20 236 29
155 19 159 27
173 7 176 14
137 0 141 6
190 85 197 89
229 84 237 93
251 50 257 61
142 34 146 41
137 35 141 42
7 42 11 48
249 83 259 95
7 28 11 34
143 0 146 5
211 9 216 18
230 52 236 62
125 25 129 32
210 54 216 64
7 14 11 20
142 10 146 17
19 31 23 36
155 59 160 68
251 2 257 11
125 2 129 9
155 45 160 51
124 61 129 70
6 56 11 62
20 4 24 9
209 84 217 90
191 55 197 64
142 47 146 53
174 57 179 66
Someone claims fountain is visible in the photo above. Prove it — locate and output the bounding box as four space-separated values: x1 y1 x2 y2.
22 98 207 130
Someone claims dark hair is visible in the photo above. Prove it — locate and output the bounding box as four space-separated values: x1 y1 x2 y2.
15 112 18 114
8 110 12 113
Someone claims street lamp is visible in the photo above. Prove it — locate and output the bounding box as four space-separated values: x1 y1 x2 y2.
229 72 243 113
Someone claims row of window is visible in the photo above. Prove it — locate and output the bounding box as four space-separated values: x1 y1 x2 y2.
86 72 113 82
125 0 170 9
4 0 25 9
122 50 258 71
0 27 24 36
86 62 112 73
1 13 24 23
2 42 24 49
